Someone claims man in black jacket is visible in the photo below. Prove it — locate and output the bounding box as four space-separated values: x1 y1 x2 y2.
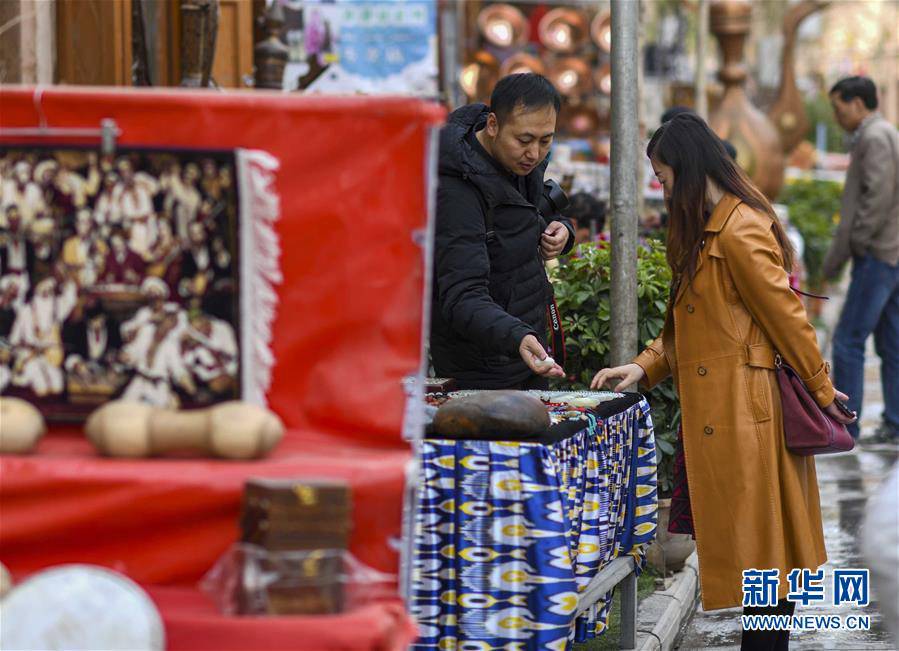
431 73 574 390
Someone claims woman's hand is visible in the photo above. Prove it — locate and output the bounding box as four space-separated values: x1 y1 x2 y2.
824 389 857 425
590 363 646 392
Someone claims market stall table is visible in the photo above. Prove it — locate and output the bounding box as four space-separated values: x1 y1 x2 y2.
411 392 658 648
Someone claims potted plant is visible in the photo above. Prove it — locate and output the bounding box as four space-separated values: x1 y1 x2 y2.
550 239 693 573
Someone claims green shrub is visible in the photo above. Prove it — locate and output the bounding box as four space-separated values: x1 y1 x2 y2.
550 240 680 496
779 178 843 288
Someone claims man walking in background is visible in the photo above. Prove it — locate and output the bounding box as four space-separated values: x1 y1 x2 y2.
823 76 899 442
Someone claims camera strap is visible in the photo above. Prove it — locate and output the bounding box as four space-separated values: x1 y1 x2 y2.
546 298 566 369
484 203 496 245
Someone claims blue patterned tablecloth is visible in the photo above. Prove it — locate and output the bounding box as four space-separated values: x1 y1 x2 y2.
411 395 658 649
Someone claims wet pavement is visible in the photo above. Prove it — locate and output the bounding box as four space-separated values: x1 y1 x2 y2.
676 315 898 649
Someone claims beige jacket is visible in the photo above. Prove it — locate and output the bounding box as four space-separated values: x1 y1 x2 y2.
822 114 899 279
634 195 831 610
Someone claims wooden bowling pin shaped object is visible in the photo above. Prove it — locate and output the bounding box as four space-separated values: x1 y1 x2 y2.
85 400 284 459
0 397 46 454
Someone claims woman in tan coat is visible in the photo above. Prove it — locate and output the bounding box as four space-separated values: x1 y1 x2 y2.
591 113 856 650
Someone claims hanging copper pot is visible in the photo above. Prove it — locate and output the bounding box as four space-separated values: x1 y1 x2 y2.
591 11 612 52
594 64 612 95
550 57 594 96
478 3 530 49
538 8 588 54
499 53 547 78
460 51 500 101
561 105 601 137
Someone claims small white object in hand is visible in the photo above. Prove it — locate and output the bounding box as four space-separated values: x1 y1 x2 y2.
540 357 555 366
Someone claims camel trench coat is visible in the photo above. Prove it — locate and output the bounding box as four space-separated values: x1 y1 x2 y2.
634 194 832 610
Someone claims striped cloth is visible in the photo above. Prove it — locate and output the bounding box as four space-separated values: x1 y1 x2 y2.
411 397 658 649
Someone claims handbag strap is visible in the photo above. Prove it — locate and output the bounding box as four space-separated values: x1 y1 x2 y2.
792 287 829 301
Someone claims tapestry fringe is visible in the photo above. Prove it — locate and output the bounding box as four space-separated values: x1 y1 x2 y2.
237 149 282 406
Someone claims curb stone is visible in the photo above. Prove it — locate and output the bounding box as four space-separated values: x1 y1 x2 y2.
633 552 699 650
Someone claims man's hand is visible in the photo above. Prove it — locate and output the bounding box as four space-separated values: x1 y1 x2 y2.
519 334 564 378
590 363 646 392
540 221 570 260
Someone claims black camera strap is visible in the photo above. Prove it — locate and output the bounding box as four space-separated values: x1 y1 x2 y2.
484 202 496 245
546 298 566 369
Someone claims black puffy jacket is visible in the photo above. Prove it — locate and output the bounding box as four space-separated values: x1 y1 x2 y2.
429 104 574 388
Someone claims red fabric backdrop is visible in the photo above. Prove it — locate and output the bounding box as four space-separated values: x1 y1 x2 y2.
0 87 444 650
0 86 443 446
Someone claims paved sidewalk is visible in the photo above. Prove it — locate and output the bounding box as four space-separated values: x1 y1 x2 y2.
674 281 899 650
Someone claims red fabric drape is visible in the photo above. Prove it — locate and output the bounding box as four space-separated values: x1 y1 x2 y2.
0 88 444 650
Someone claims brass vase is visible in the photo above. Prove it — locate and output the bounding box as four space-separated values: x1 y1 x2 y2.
767 1 830 154
708 0 784 200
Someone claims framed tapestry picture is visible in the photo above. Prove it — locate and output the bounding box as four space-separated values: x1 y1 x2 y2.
0 146 280 421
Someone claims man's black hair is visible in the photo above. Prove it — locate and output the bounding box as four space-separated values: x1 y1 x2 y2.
563 192 606 233
660 105 693 124
84 300 107 321
830 76 878 110
489 73 561 124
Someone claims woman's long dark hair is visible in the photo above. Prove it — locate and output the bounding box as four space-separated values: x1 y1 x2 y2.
646 113 794 283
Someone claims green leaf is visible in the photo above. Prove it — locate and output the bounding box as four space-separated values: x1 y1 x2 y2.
656 438 675 455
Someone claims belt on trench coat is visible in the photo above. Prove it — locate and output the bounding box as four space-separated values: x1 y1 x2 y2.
743 342 832 394
743 343 777 369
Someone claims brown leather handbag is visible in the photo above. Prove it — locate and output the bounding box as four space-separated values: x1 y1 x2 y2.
775 355 854 455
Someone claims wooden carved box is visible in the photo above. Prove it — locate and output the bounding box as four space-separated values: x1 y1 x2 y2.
237 478 352 615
